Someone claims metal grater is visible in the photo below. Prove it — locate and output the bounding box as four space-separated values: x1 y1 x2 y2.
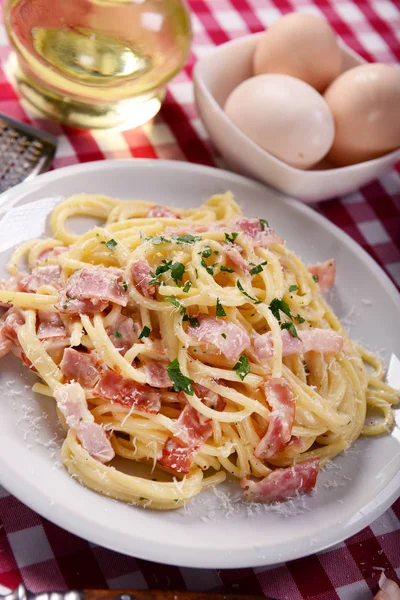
0 112 57 193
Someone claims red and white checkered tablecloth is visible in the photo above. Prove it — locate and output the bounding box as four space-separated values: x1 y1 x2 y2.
0 0 399 598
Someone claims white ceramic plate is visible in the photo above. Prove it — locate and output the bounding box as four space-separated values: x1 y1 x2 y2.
0 160 399 569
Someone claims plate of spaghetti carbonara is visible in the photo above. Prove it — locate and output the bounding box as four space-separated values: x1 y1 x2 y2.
0 159 399 568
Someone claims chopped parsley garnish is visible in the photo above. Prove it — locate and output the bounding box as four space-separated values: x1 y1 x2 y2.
173 234 202 244
201 258 214 275
113 331 122 338
170 262 185 282
259 218 269 230
249 260 268 276
297 314 305 324
237 280 261 304
105 239 117 251
234 354 250 381
221 333 227 339
216 298 226 317
155 260 172 276
150 235 171 245
139 325 151 339
62 296 73 310
122 280 128 291
165 296 186 315
281 321 298 338
225 232 239 244
183 315 199 327
269 298 292 322
167 358 194 395
289 285 299 292
220 265 235 273
183 281 192 293
199 246 212 258
313 275 319 283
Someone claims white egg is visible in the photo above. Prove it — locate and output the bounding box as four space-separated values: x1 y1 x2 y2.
224 74 335 169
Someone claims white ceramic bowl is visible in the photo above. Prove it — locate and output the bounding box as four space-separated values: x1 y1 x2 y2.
193 33 400 203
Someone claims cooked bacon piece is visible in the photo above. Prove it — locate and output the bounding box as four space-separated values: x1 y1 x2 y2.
60 348 100 388
20 265 61 292
54 382 114 463
193 383 226 412
172 404 213 447
57 291 109 315
65 267 128 307
0 319 12 359
308 259 336 290
241 457 319 503
229 218 284 247
253 328 343 360
94 370 161 413
224 246 249 272
106 314 138 356
131 259 156 298
187 316 250 363
37 310 66 340
144 361 171 388
36 246 68 264
158 438 194 474
255 378 295 460
146 205 181 219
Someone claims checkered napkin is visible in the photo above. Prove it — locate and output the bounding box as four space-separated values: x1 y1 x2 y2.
0 1 399 598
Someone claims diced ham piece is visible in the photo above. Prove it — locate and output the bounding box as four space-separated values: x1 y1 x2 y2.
0 319 12 359
58 291 109 316
94 370 161 413
106 313 138 356
193 383 226 412
37 310 66 340
158 438 194 474
131 259 156 298
36 246 68 264
54 382 114 463
229 218 284 248
60 348 100 388
144 361 171 388
172 404 213 447
253 328 343 360
160 390 218 474
64 267 128 307
2 308 25 344
255 378 295 460
254 329 301 360
374 573 400 600
146 205 181 219
308 259 336 290
224 246 249 272
0 276 22 308
241 457 320 503
187 316 250 363
301 329 343 353
20 265 61 292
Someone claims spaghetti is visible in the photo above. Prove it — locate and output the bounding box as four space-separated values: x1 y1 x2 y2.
0 192 398 510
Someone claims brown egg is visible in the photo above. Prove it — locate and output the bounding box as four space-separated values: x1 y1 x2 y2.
253 13 342 93
324 63 400 166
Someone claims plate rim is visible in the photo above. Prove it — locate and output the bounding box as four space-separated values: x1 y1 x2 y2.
0 158 399 568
